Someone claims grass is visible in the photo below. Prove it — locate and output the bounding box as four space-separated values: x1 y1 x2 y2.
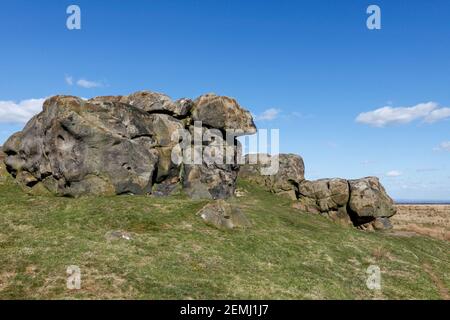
0 165 449 299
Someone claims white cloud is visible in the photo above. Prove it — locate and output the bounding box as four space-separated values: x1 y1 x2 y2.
0 98 46 124
424 107 450 123
76 78 103 89
65 75 73 85
434 141 450 152
386 170 402 177
65 74 104 89
356 102 450 127
255 108 280 121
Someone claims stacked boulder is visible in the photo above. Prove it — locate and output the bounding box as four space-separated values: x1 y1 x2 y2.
239 153 396 230
2 91 256 199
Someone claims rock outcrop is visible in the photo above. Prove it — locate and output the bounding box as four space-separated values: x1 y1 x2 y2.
239 153 396 230
3 91 256 198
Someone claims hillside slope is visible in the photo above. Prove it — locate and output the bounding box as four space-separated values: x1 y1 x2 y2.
0 162 448 299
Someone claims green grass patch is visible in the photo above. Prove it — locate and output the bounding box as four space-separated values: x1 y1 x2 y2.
0 170 448 299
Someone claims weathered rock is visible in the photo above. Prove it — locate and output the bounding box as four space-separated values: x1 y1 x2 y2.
183 163 238 200
197 200 251 230
3 91 256 199
327 207 354 227
125 91 194 117
90 91 193 117
371 217 393 230
180 134 242 200
0 147 6 183
192 94 256 136
239 153 305 195
3 96 161 196
295 177 396 229
348 177 396 219
298 178 349 212
240 154 396 231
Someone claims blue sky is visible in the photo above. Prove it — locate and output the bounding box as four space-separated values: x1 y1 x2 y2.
0 0 449 200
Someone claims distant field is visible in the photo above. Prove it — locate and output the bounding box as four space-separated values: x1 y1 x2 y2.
0 162 449 299
392 205 450 241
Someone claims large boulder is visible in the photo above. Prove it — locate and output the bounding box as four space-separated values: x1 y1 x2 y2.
238 152 397 231
298 178 350 212
348 177 397 219
3 96 160 196
3 91 256 198
296 178 352 226
238 153 305 199
298 178 349 210
296 177 396 229
192 94 256 136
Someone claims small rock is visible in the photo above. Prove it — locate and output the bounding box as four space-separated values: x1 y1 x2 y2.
234 188 247 198
372 217 393 230
105 230 133 241
197 200 251 230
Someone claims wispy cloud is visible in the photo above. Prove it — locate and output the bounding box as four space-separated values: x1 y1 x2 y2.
76 79 103 89
356 102 450 127
65 75 104 89
65 75 73 86
0 98 46 124
386 170 402 177
434 141 450 152
255 108 280 121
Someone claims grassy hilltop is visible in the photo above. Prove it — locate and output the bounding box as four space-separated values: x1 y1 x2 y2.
0 163 448 299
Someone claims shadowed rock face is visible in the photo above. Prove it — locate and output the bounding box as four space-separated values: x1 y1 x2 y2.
239 153 396 230
3 91 256 198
